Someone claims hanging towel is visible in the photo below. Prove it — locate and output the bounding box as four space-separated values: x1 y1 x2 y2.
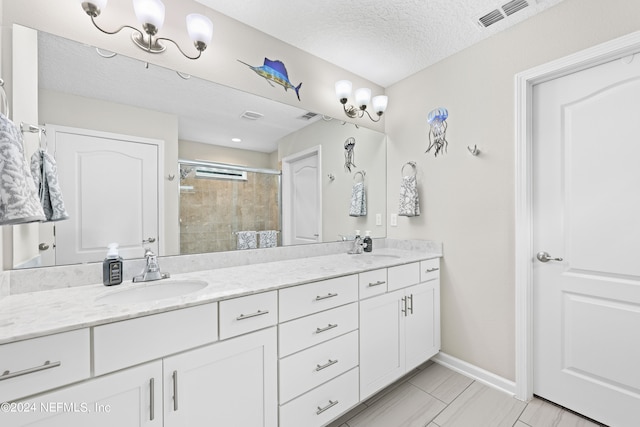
30 149 69 222
349 181 367 217
0 113 45 225
258 230 278 248
398 175 420 217
236 230 257 250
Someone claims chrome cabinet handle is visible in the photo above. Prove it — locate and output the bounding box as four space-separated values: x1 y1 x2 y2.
426 267 439 273
316 399 339 415
172 370 179 411
142 237 156 244
536 251 563 263
316 292 338 301
0 360 61 381
236 309 269 321
315 359 338 372
408 294 414 315
368 280 386 287
38 243 50 251
316 323 338 334
401 296 407 317
149 378 155 421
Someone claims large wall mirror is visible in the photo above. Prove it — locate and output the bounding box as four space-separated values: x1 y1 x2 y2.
11 29 387 269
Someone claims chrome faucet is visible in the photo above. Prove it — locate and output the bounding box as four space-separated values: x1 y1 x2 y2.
133 248 170 282
347 235 364 255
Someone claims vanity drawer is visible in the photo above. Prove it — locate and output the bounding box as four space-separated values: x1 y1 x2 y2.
279 330 358 403
359 268 388 299
219 291 277 340
279 275 358 322
420 258 441 282
280 368 359 427
93 303 218 376
0 329 90 402
279 303 358 357
387 262 420 292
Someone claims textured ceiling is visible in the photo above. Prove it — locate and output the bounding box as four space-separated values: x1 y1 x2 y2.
196 0 565 87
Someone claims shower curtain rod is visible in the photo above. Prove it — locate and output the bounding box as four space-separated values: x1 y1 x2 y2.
178 159 281 176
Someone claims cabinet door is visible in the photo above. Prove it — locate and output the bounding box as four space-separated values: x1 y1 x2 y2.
4 361 162 427
163 327 277 427
359 289 405 400
405 281 440 371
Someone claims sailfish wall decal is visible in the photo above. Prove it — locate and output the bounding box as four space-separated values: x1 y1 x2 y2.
238 58 302 101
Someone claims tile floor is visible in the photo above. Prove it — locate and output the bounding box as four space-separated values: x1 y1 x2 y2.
327 362 605 427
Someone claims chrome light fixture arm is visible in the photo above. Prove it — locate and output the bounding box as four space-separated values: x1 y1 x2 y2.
155 37 204 60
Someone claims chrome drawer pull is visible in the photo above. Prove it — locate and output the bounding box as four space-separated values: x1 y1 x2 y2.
426 267 440 273
316 399 339 415
315 359 338 372
316 323 338 334
0 360 61 381
236 309 269 321
172 370 179 411
149 378 155 421
368 280 386 287
315 292 338 301
408 294 414 315
401 296 407 317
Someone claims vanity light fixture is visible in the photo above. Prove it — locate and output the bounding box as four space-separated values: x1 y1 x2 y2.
335 80 388 122
79 0 214 60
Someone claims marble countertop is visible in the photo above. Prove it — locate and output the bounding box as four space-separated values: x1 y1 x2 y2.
0 248 440 345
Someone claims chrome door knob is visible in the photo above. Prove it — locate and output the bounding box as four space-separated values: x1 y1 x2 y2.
38 243 50 251
537 251 563 263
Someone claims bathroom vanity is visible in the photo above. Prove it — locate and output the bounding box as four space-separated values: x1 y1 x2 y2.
0 241 441 427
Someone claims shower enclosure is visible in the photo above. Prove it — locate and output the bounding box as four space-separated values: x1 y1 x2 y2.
179 160 281 254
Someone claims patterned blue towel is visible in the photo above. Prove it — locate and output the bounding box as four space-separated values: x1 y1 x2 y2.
349 182 367 217
236 231 257 250
399 175 420 217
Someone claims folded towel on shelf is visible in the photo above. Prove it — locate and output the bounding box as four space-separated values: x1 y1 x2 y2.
398 175 420 217
236 230 257 250
258 230 278 248
0 113 45 225
349 181 367 217
30 149 69 222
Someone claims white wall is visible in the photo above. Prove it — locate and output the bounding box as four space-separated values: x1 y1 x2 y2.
385 0 640 381
179 140 276 170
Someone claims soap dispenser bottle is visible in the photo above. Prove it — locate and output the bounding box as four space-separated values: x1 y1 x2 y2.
363 230 373 253
103 243 123 286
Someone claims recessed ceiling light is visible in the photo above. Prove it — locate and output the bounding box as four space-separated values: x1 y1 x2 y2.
231 138 242 143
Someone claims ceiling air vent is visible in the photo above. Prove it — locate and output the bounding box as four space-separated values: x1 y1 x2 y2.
478 9 504 27
502 0 529 16
241 110 264 120
299 111 319 121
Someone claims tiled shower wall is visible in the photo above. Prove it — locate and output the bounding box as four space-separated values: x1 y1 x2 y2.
180 172 280 254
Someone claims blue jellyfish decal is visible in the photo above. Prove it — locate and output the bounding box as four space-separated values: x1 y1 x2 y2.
426 107 449 157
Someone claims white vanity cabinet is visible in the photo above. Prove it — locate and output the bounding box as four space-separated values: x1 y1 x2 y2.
278 275 360 427
359 260 441 399
4 361 163 427
163 327 277 427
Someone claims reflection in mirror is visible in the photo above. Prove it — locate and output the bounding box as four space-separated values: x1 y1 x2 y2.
12 30 386 269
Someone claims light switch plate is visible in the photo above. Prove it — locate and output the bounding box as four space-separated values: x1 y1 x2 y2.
376 213 382 226
390 214 398 227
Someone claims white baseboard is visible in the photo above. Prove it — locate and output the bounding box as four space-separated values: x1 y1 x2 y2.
432 352 518 398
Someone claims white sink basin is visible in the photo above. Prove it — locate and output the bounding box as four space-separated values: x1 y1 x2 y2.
96 280 208 304
362 254 401 259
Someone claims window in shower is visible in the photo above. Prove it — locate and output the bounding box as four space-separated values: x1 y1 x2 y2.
179 161 281 254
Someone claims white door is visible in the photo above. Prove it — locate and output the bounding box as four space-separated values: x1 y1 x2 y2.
49 126 161 265
282 147 321 245
163 328 277 427
359 289 405 399
405 281 440 371
5 361 162 427
533 53 640 427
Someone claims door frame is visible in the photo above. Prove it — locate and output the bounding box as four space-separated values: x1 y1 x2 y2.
514 31 640 401
281 145 322 246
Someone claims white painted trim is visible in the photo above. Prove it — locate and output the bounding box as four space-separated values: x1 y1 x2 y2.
281 146 323 246
432 352 516 397
514 31 640 402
